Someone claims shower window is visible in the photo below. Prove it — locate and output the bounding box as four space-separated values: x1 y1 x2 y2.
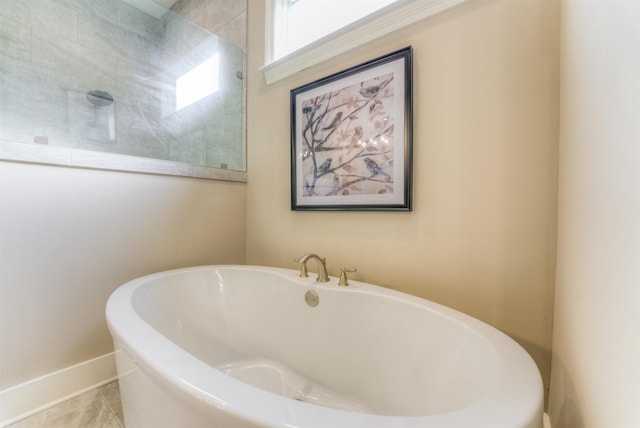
176 54 220 111
0 0 246 181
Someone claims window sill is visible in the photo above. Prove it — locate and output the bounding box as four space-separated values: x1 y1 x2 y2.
0 140 247 182
261 0 470 85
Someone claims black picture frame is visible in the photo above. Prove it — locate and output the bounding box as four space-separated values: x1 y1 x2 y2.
290 47 413 211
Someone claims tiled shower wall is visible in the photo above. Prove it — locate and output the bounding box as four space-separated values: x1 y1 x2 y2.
170 0 247 50
0 0 245 170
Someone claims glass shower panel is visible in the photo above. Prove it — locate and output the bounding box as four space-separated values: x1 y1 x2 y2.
0 0 246 172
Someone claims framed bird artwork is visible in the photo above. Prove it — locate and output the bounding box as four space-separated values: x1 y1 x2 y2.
290 47 413 211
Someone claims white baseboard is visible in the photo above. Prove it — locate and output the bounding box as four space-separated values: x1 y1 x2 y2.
544 412 552 428
0 353 117 427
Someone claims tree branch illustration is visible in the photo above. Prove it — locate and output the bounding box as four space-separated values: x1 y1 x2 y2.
299 75 395 195
315 148 394 179
338 174 392 192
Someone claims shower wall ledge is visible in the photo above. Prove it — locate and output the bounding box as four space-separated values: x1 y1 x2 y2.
0 140 247 182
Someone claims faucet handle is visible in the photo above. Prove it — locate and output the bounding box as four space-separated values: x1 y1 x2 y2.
339 267 357 287
294 259 309 278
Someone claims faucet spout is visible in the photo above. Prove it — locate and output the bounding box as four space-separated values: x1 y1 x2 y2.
294 253 330 283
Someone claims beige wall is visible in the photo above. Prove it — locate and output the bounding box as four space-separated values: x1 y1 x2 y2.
246 0 560 397
0 162 246 389
549 1 640 427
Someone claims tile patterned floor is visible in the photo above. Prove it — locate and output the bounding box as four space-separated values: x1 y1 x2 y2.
7 381 124 428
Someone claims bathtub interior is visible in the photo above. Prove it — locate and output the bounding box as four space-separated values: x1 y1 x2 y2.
130 267 501 417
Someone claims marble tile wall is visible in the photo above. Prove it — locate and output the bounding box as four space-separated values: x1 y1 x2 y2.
167 0 247 170
0 0 246 170
6 381 124 428
169 0 247 50
163 17 246 171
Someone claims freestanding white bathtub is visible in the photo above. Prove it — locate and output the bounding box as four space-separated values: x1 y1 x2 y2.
106 265 543 428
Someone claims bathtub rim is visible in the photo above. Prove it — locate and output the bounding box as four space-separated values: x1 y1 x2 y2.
106 264 544 428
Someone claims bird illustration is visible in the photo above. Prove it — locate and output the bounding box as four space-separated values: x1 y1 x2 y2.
316 158 332 175
304 180 315 196
359 85 380 98
322 111 342 131
363 157 389 177
302 104 320 115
